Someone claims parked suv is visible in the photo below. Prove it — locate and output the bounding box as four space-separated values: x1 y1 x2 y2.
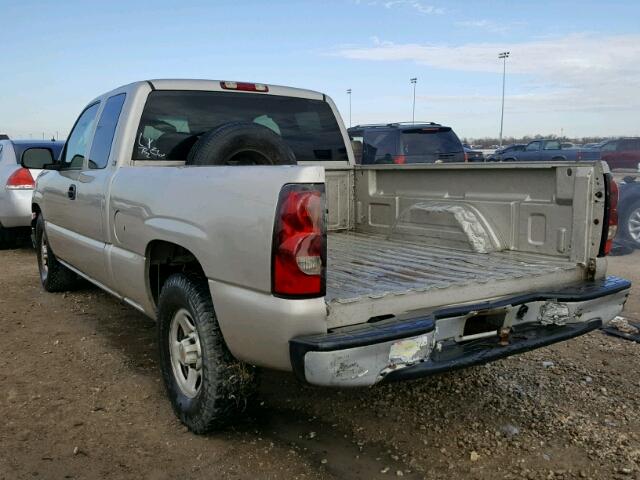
348 122 465 164
599 138 640 171
0 139 63 247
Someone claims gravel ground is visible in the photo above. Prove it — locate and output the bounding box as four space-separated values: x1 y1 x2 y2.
1 247 639 480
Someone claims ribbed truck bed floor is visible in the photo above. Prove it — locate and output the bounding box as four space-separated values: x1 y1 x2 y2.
326 232 583 327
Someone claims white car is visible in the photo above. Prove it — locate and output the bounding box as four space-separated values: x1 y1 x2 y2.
0 138 63 247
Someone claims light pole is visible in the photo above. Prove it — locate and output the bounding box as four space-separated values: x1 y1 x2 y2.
346 89 352 127
498 52 510 147
410 77 417 123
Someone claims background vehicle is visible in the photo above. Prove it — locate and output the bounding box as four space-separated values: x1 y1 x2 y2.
0 138 63 247
617 174 640 249
599 138 640 171
584 140 609 149
463 145 484 162
486 143 525 161
26 79 629 434
501 139 600 162
348 122 465 164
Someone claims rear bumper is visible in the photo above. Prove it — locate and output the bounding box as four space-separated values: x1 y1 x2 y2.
290 276 631 387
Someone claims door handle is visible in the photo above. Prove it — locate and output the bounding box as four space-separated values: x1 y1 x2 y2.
68 184 77 200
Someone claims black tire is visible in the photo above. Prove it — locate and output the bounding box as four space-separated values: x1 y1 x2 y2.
0 225 17 249
35 215 78 292
503 157 517 162
620 201 640 249
157 273 257 433
186 121 296 166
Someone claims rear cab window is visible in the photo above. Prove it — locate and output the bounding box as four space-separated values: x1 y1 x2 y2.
133 91 348 163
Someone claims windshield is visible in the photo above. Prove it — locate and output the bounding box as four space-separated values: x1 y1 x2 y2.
134 91 348 162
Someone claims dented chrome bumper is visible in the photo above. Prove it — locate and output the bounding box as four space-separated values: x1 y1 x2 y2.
289 276 631 387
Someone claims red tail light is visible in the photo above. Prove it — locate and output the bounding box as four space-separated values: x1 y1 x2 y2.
6 168 35 190
272 184 326 297
599 174 619 257
393 155 406 165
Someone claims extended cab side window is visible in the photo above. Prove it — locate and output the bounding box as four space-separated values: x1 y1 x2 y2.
88 94 126 169
60 103 100 170
544 141 561 150
526 141 541 151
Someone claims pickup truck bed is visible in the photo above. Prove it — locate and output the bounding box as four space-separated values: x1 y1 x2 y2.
326 231 581 327
327 231 577 304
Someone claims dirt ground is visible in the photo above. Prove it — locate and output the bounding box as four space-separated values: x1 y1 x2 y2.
1 247 640 480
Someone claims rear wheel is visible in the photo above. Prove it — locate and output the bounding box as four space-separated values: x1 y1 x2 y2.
35 215 78 292
158 273 257 433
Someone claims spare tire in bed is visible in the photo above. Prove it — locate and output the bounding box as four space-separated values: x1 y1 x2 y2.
186 122 297 166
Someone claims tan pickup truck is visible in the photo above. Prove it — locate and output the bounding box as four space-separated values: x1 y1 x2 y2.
22 79 630 433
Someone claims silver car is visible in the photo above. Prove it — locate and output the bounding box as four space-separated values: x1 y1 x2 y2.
0 138 63 247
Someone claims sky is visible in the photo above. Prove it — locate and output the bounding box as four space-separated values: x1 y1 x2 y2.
1 0 639 140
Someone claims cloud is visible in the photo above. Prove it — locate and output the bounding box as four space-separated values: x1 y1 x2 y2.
332 33 640 103
354 0 444 15
455 19 523 34
331 33 640 136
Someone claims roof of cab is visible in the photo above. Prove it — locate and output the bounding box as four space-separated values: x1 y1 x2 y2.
92 79 327 104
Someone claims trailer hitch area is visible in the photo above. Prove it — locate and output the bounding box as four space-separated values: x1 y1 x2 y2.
499 327 511 346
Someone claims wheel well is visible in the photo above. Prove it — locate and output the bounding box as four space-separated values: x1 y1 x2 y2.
31 203 41 229
551 156 565 162
147 240 206 307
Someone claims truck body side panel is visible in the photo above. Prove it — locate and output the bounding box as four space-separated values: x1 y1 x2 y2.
105 164 325 314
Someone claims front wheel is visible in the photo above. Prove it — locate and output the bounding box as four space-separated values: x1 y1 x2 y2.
157 273 257 433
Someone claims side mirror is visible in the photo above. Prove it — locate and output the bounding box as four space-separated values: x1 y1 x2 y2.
21 147 55 169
